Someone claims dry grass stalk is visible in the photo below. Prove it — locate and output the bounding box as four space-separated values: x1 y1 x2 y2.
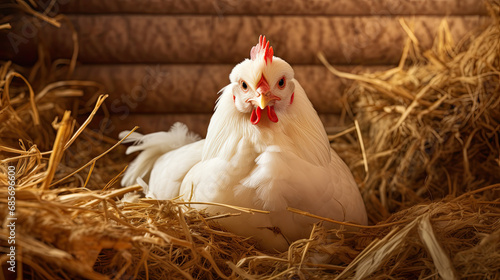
1 1 500 279
40 110 72 189
0 23 12 30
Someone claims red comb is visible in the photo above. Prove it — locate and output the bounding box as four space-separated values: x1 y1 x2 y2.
250 35 274 64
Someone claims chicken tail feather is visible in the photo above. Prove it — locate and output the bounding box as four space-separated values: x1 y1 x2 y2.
119 122 200 187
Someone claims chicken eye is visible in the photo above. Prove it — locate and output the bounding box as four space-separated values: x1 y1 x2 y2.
277 77 286 89
240 80 249 91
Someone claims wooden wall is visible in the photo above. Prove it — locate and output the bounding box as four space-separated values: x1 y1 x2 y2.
2 0 490 137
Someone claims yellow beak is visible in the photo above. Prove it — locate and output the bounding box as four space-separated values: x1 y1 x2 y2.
257 95 271 109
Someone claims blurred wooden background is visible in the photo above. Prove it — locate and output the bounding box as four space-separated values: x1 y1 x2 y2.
1 0 489 137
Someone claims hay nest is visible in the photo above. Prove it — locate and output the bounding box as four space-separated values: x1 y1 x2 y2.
1 2 499 279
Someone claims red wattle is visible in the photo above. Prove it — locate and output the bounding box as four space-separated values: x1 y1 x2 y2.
251 107 262 125
250 106 279 125
267 106 278 123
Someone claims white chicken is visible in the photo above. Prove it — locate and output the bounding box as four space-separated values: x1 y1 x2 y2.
121 36 367 251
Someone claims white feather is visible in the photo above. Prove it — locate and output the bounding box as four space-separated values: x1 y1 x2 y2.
120 122 200 187
148 140 204 199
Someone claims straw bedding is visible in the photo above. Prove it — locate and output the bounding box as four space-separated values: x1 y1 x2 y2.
1 2 499 279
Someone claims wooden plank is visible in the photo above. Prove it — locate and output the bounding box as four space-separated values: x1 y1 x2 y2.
89 114 211 138
74 64 389 114
60 0 488 16
39 15 488 65
89 113 344 138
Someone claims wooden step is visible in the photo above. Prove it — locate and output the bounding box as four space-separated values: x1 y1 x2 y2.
74 64 389 114
37 15 488 65
60 0 487 16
